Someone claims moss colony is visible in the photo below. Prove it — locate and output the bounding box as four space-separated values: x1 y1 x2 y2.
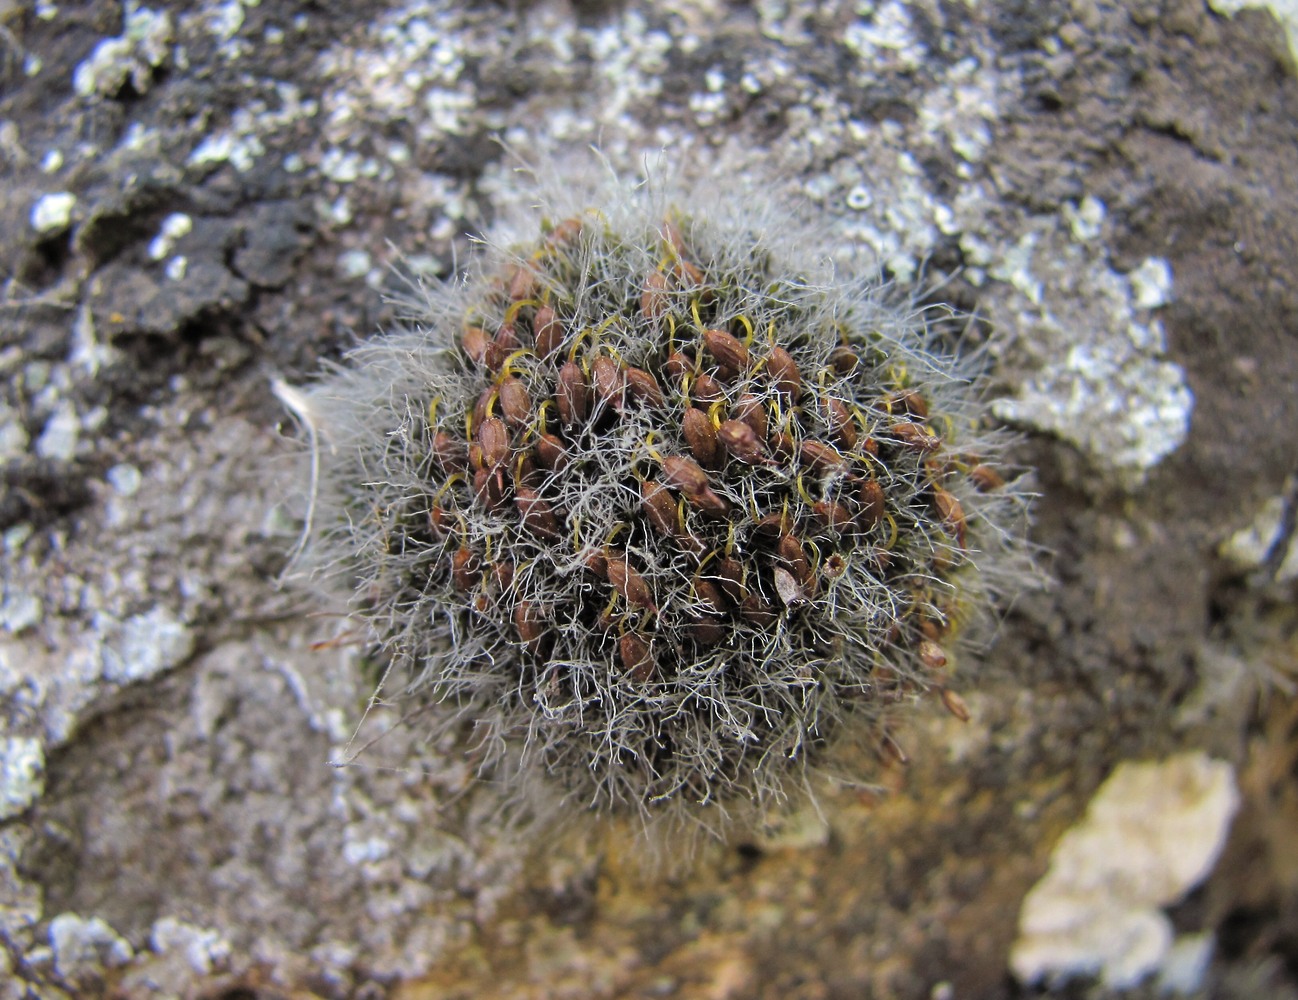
290 163 1032 831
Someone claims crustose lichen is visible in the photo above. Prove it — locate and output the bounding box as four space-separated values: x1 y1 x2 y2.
281 158 1034 836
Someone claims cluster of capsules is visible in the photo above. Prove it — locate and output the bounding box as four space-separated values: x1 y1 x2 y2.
384 208 1009 809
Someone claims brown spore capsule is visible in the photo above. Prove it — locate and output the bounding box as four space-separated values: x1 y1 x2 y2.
682 408 721 468
640 480 704 555
664 350 694 384
512 455 542 490
472 387 493 430
473 467 509 512
545 217 582 245
889 421 941 453
822 397 857 449
532 305 564 359
918 639 947 672
687 580 728 647
940 688 971 722
662 217 688 257
624 366 665 408
515 487 561 540
606 555 656 613
713 556 747 606
822 552 848 578
641 270 669 320
858 478 886 529
584 549 609 579
969 463 1005 492
717 419 769 465
641 480 680 539
889 389 930 420
591 356 625 411
734 391 768 439
513 600 548 653
509 262 540 302
556 362 589 427
766 346 802 401
829 345 859 375
703 328 750 377
485 325 520 371
661 454 710 495
769 430 796 463
799 438 847 474
674 257 706 292
880 732 910 766
692 577 728 619
752 511 791 539
476 416 510 470
931 487 967 549
812 499 853 532
461 325 489 365
498 376 531 429
777 534 811 584
427 504 451 536
534 432 568 472
691 372 725 405
687 616 728 647
451 547 480 591
620 631 654 682
431 430 466 473
686 484 731 517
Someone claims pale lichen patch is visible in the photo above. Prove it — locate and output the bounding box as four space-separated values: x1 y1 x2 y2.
1011 753 1240 989
0 737 43 820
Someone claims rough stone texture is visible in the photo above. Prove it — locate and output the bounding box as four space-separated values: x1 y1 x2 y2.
1011 753 1241 989
0 0 1296 997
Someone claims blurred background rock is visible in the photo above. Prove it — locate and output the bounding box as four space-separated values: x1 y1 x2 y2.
1 1 1296 997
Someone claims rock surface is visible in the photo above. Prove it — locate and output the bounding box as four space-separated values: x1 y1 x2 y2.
1 1 1297 997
